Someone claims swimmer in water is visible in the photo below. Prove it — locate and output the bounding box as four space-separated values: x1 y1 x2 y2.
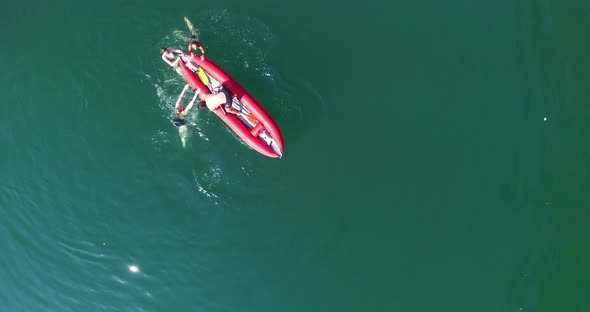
187 35 205 61
173 84 201 147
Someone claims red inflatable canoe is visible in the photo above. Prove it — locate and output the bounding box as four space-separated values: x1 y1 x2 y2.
178 55 283 158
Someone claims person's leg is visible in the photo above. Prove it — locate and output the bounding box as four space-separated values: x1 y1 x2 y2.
178 124 189 148
221 88 233 109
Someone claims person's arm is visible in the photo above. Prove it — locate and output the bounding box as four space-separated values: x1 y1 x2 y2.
187 42 192 53
174 49 184 54
198 44 205 58
175 84 190 108
184 88 201 114
162 53 174 66
225 107 242 116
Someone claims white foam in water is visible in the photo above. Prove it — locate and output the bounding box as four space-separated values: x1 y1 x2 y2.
128 265 139 273
192 168 220 205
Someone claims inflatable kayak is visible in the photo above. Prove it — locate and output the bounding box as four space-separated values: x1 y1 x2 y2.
178 55 283 158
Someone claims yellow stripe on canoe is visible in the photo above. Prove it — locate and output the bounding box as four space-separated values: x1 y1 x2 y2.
196 68 209 86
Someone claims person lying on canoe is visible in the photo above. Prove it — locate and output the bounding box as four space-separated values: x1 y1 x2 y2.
187 35 205 61
197 87 241 115
173 84 201 127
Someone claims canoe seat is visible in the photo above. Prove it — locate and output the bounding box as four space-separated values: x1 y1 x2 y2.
250 122 265 137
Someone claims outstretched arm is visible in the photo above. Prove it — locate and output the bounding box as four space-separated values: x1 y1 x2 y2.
184 88 201 113
175 84 190 108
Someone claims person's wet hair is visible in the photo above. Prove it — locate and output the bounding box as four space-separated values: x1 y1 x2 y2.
160 48 167 54
197 101 207 110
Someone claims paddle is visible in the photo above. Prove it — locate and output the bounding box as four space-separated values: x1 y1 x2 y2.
221 105 259 125
235 109 259 125
241 112 259 125
240 113 260 125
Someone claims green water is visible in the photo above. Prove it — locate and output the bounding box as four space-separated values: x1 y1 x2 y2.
1 0 590 311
